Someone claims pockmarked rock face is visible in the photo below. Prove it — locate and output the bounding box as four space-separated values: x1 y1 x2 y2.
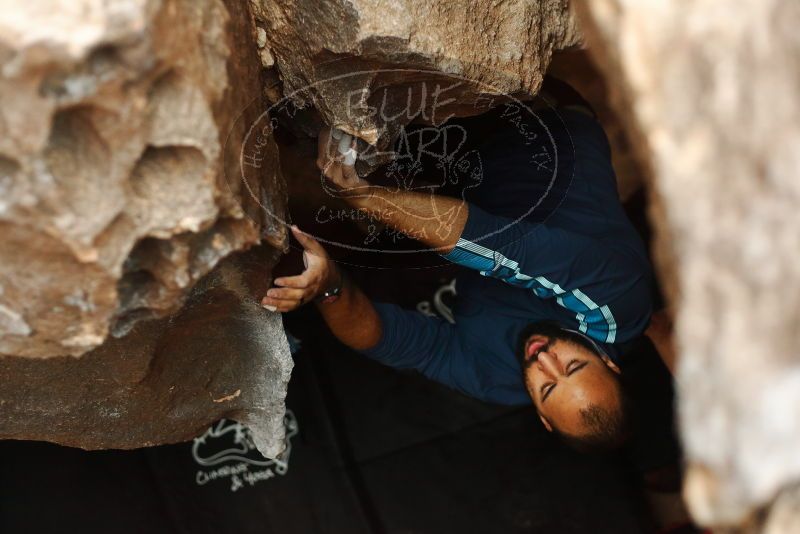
0 0 293 457
575 0 800 529
0 252 294 457
252 0 580 166
0 0 284 358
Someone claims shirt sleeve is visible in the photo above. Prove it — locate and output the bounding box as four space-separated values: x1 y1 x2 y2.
360 302 483 398
442 203 652 344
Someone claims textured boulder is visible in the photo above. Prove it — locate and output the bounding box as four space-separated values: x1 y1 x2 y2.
0 0 284 358
0 0 293 457
252 0 581 166
575 0 800 529
0 251 293 456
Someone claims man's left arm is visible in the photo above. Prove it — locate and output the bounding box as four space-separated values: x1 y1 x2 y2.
317 127 467 254
319 128 652 344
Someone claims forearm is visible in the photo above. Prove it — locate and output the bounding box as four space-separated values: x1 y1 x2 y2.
345 186 468 254
315 270 382 351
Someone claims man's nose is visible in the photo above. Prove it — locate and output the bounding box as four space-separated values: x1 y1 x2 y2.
536 351 563 377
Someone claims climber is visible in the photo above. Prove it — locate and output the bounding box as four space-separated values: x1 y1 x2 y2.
261 87 666 452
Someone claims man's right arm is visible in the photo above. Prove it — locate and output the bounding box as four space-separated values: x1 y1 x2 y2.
314 269 383 351
261 225 382 352
317 277 481 398
262 226 482 397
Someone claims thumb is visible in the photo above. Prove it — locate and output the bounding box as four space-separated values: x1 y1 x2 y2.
291 225 325 257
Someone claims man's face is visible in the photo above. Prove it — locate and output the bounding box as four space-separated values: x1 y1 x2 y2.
521 330 622 437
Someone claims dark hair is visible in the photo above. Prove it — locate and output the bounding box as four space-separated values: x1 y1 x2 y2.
555 388 632 454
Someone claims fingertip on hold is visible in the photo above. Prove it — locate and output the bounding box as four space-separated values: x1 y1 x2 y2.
337 133 353 155
262 303 277 312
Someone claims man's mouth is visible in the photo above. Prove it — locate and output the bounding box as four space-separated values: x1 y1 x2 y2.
525 339 548 360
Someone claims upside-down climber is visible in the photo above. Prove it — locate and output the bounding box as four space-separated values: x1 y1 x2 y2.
261 83 675 453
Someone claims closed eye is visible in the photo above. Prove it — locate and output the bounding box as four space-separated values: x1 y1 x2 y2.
541 361 588 403
567 360 588 376
541 383 556 402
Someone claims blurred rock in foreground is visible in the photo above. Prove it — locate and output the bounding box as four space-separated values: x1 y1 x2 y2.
576 0 800 530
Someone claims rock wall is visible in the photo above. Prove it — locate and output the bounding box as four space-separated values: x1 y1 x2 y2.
0 252 293 456
0 0 284 358
251 0 581 168
0 0 293 457
575 0 800 529
0 0 582 456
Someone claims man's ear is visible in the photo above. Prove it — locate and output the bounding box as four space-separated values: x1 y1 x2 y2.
601 355 622 375
539 414 553 432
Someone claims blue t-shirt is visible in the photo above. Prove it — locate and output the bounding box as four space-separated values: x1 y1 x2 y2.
362 108 654 405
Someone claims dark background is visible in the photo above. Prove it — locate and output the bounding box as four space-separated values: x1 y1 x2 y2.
0 269 676 533
0 96 679 533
